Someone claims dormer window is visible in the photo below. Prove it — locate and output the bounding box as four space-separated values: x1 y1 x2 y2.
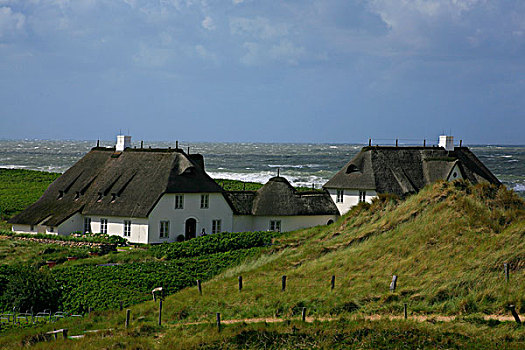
74 192 80 200
111 193 117 203
57 191 64 200
346 164 359 173
183 167 195 175
97 192 103 202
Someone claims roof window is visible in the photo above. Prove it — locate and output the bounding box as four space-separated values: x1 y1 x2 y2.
346 164 359 173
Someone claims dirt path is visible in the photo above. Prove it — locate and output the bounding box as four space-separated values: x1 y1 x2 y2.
178 314 518 327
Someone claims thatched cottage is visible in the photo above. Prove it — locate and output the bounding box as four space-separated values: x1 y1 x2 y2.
9 136 338 243
324 136 501 215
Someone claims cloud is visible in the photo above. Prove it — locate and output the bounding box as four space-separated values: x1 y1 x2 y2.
132 44 175 68
232 0 244 4
269 40 305 65
201 16 215 30
0 6 25 39
195 44 217 62
239 40 305 66
230 16 288 40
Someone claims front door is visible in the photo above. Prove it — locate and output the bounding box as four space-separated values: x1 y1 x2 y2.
185 218 197 240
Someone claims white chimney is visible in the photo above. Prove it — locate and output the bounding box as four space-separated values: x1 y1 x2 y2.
438 135 454 151
116 135 131 152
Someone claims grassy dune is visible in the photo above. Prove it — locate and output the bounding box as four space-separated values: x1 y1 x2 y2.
0 180 523 348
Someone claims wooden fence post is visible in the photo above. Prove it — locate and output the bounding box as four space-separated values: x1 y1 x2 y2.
197 280 202 295
331 275 335 290
125 309 131 329
62 329 68 340
301 307 306 322
238 276 243 292
282 275 287 291
508 305 521 325
390 275 397 292
158 300 163 326
216 313 221 332
504 263 509 282
404 303 408 319
53 328 58 340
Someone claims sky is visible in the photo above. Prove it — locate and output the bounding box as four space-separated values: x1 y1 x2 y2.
0 0 524 144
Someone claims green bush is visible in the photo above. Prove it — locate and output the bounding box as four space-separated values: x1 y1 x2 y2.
150 231 276 260
53 248 261 312
0 265 61 313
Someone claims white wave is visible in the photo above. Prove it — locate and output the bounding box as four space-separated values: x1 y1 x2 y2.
208 170 329 188
0 164 28 169
514 183 525 192
268 164 305 169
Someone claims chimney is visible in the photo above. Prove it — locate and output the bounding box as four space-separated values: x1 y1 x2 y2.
438 135 454 151
116 135 132 152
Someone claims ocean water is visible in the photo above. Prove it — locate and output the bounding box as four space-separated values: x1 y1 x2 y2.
0 140 523 196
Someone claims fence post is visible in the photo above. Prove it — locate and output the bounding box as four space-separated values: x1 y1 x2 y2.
158 300 163 326
301 307 306 322
508 305 521 325
125 309 131 329
331 275 335 290
390 275 397 292
282 275 287 291
216 312 221 332
404 303 408 319
53 328 58 340
62 329 68 340
197 280 202 295
238 276 243 292
504 263 509 282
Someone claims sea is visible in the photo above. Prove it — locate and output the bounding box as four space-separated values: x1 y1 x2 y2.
0 140 523 197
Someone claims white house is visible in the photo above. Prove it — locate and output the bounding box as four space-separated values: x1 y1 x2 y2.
10 136 339 243
323 136 501 215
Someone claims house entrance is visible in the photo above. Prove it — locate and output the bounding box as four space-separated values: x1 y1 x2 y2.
185 218 197 240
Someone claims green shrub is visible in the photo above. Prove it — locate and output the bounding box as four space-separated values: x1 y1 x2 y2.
150 231 276 260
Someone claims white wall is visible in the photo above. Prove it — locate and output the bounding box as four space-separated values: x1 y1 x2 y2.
251 215 337 233
147 193 234 243
87 215 149 244
12 224 35 234
326 188 377 215
57 213 83 235
232 215 254 232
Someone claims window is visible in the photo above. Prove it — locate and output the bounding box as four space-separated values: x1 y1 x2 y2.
200 194 209 209
100 218 108 234
336 190 344 203
30 225 34 231
359 191 366 202
212 220 221 234
175 195 184 209
270 220 281 232
49 227 54 233
160 221 170 238
84 217 91 233
124 220 131 237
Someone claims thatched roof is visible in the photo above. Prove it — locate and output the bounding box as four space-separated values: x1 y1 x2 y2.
225 177 339 216
324 146 500 196
9 147 222 226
